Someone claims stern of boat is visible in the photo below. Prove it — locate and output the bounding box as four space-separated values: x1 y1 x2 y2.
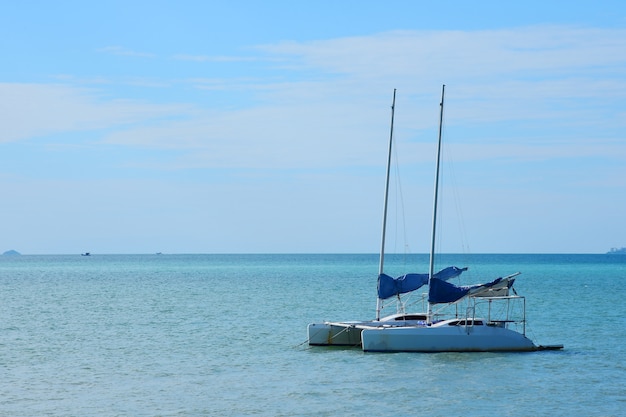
307 322 363 347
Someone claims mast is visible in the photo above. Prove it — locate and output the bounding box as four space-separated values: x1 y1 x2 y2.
376 88 396 320
427 84 445 321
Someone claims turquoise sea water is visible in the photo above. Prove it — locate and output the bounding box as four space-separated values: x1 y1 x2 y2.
1 253 624 416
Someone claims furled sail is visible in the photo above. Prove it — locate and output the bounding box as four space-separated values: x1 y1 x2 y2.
428 276 515 304
377 266 467 299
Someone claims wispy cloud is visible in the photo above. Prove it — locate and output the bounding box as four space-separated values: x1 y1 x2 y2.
0 83 188 143
3 22 626 254
257 26 626 79
4 25 626 172
250 25 626 124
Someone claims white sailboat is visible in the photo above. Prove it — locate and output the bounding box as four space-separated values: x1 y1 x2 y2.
307 86 562 352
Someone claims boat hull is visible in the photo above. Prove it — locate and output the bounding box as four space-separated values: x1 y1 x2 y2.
361 322 537 352
307 322 364 347
307 315 430 347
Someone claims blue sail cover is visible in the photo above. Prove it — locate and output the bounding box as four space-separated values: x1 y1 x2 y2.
428 276 512 304
377 266 467 300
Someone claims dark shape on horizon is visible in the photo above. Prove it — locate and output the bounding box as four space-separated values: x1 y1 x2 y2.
607 247 626 254
81 252 91 256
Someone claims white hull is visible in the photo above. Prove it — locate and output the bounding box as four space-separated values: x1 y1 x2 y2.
308 317 537 352
361 320 536 352
307 314 429 347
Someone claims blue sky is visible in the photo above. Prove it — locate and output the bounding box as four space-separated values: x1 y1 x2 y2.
1 1 625 254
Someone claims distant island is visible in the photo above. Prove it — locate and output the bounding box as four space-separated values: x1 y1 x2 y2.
607 247 626 254
3 249 21 256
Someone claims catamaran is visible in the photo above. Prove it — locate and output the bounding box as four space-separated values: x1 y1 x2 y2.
307 86 562 352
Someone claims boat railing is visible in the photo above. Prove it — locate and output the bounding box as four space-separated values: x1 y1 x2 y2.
470 294 527 335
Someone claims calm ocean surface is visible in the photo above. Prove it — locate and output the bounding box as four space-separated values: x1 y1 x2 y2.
1 253 624 416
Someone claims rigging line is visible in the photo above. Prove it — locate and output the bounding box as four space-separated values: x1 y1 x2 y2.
439 120 474 284
391 134 410 262
445 138 471 257
436 99 472 276
396 149 410 259
391 145 400 255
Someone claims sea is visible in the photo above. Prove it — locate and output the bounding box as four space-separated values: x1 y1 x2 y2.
0 253 624 416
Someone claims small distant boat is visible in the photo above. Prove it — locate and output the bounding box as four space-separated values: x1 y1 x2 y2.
81 252 91 256
307 86 563 352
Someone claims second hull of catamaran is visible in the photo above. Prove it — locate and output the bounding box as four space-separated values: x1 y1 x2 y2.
308 317 537 352
308 314 429 347
308 322 365 347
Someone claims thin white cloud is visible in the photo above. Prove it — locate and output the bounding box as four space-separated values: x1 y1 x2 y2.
251 26 626 131
133 24 626 222
3 25 625 173
4 20 626 254
102 101 386 170
258 26 626 78
0 83 189 143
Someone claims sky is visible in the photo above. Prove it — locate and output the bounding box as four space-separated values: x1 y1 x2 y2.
1 1 625 255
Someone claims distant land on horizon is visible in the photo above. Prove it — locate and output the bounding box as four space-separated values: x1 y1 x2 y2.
607 247 626 254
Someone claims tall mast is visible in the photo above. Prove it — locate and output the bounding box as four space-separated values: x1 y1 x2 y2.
427 84 445 321
376 88 396 320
